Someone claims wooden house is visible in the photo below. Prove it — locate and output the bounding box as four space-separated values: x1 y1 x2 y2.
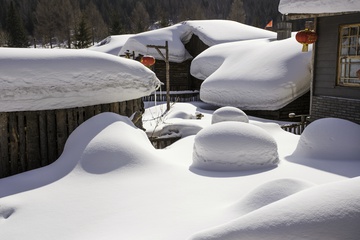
279 1 360 124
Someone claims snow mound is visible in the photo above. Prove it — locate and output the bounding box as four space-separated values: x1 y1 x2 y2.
88 34 134 55
0 48 161 112
212 106 249 124
232 178 314 215
190 177 360 240
80 114 156 174
192 122 279 171
183 20 276 46
197 36 312 110
293 118 360 160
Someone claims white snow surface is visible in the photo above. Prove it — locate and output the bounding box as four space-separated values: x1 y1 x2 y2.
1 102 360 240
192 121 279 171
88 34 134 55
279 0 360 14
0 48 161 112
193 36 312 110
212 106 249 124
118 20 276 63
183 20 276 46
293 118 360 160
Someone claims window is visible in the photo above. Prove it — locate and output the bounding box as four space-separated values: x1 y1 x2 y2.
338 23 360 87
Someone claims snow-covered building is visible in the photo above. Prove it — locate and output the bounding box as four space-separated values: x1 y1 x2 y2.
279 0 360 124
0 48 160 178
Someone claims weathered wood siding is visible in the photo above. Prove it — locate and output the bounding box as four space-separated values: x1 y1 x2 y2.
0 99 144 178
314 13 360 99
310 13 360 123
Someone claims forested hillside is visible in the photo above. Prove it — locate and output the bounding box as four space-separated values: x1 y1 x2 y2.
0 0 281 48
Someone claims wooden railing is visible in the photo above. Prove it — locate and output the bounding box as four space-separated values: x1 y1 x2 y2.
149 136 181 149
281 122 308 135
143 91 200 102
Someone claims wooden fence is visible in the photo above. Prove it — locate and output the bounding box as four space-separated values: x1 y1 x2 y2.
143 91 200 102
149 136 181 149
0 99 144 178
281 122 308 135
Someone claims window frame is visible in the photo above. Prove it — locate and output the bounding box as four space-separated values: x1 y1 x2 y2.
337 23 360 87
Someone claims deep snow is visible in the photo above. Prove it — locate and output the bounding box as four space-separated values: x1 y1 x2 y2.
0 47 161 112
1 102 359 240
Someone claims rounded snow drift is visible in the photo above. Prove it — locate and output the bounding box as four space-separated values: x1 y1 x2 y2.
192 122 279 171
233 178 314 215
212 106 249 124
293 118 360 160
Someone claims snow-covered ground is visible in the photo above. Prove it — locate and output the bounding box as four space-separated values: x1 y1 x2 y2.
1 11 359 239
1 102 359 240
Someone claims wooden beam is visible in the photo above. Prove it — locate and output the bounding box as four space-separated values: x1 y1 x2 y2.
147 41 170 111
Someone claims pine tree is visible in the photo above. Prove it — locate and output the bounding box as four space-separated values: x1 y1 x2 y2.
74 14 92 48
6 1 29 47
228 0 246 23
109 12 123 35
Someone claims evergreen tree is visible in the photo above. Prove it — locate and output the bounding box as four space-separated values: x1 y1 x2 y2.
74 14 92 48
130 2 150 33
228 0 246 23
109 12 123 35
6 1 29 47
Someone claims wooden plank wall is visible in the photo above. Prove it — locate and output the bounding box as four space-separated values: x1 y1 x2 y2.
0 99 143 178
314 13 360 99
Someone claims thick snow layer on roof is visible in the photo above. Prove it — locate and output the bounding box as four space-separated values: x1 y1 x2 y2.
0 48 161 112
183 20 276 46
193 36 312 110
279 0 360 14
88 35 134 56
119 23 193 63
118 20 276 63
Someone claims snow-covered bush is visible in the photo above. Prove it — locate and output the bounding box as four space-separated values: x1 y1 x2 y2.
192 122 279 171
292 118 360 160
211 106 249 124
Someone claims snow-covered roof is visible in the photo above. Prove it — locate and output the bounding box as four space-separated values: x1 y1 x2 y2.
118 20 276 63
182 20 276 47
191 36 312 110
279 0 360 15
0 48 161 112
88 34 134 56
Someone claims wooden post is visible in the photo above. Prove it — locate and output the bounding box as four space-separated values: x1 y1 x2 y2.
147 41 170 111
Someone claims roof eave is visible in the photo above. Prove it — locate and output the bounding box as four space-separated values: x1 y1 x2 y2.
283 11 360 20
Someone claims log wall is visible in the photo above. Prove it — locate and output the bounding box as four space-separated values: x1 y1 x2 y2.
0 99 144 178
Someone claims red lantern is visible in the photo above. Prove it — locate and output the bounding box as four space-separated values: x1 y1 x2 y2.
295 29 317 52
140 55 156 67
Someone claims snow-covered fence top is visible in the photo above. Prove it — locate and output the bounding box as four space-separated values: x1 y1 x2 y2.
0 48 161 112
